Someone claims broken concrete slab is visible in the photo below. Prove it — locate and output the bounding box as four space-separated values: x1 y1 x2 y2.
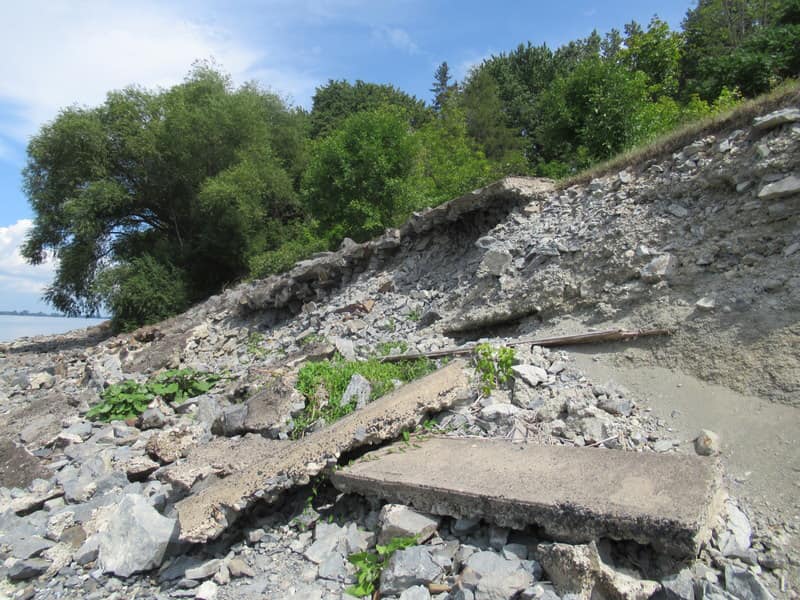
175 360 470 543
331 436 721 558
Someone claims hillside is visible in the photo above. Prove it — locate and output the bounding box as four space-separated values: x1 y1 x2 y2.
1 95 799 599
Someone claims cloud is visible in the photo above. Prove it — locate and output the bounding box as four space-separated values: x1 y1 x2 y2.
0 1 263 142
372 26 419 54
453 50 495 81
0 219 56 295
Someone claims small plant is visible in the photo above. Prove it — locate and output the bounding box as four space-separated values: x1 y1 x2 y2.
346 536 417 598
247 332 268 358
299 333 325 347
85 368 223 422
407 308 422 322
292 355 434 438
474 343 516 395
376 340 408 356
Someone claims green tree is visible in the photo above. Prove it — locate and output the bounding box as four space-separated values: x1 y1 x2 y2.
619 17 683 98
302 107 419 244
431 61 458 112
309 79 430 138
23 65 305 327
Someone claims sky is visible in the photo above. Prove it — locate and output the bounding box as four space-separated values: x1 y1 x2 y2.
0 0 693 312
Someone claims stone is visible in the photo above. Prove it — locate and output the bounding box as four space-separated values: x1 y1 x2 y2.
98 493 179 577
661 568 696 600
717 501 752 557
479 248 513 277
753 108 800 130
512 365 548 387
139 408 167 430
333 336 357 361
640 254 677 283
74 536 100 565
125 456 160 481
305 522 346 564
694 430 721 456
219 404 248 436
184 558 223 581
400 586 431 600
758 175 800 200
7 558 51 581
695 297 716 311
380 546 443 595
194 580 218 600
378 504 440 545
724 565 773 600
341 373 372 410
461 551 534 600
317 551 351 581
227 557 255 578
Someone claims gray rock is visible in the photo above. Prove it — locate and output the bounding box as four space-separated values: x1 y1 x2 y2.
220 404 248 436
139 408 167 430
380 546 443 595
400 586 431 600
227 557 255 578
694 429 721 456
194 580 218 600
5 534 54 559
461 551 533 599
758 174 800 200
479 248 512 277
661 568 695 600
717 501 752 557
98 493 179 577
512 365 548 387
640 254 677 283
305 522 346 564
341 373 372 410
333 337 357 361
379 504 439 545
317 551 351 582
184 558 222 581
452 517 481 536
725 565 774 600
696 297 716 311
502 544 528 561
753 108 800 130
7 558 51 581
74 536 100 565
196 397 223 432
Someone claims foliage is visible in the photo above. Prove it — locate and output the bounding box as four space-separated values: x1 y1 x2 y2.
474 343 516 395
430 61 458 111
618 17 683 98
346 536 418 598
302 107 419 244
309 79 430 138
292 355 435 437
246 332 268 358
376 341 408 356
86 368 222 421
22 64 305 327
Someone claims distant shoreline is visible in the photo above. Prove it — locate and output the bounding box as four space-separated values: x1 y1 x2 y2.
0 311 107 319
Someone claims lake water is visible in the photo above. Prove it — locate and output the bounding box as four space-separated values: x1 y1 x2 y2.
0 315 107 343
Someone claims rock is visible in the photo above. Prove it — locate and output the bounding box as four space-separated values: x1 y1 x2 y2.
341 373 372 410
194 580 218 600
695 297 716 311
317 551 351 582
461 551 533 599
227 557 255 578
758 175 800 200
502 544 528 561
139 408 167 430
146 425 205 464
380 545 443 595
305 522 346 564
378 504 439 545
480 403 521 421
694 429 721 456
219 404 248 436
753 108 800 130
479 248 512 277
98 493 179 577
196 396 223 432
185 558 223 581
125 456 160 481
7 558 51 581
661 568 696 600
74 536 100 565
333 337 356 361
668 204 689 218
640 254 677 283
452 517 481 536
724 565 774 600
537 543 597 597
512 365 548 387
400 585 431 600
717 501 752 557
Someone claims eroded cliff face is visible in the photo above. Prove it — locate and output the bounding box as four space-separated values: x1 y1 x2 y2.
1 103 798 599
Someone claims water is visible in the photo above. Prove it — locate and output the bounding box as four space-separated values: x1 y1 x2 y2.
0 315 107 343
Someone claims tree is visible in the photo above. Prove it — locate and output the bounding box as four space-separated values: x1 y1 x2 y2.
309 79 430 138
302 107 419 244
23 65 305 328
619 17 683 98
431 61 458 112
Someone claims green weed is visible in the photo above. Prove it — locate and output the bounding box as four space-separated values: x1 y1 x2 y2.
346 536 418 598
291 355 434 438
376 340 408 356
407 308 422 322
85 368 223 422
247 332 268 358
474 343 516 396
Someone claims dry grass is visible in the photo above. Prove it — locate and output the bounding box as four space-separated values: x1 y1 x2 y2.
559 80 800 190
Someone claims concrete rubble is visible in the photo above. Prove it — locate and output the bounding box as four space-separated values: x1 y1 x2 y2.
1 102 798 598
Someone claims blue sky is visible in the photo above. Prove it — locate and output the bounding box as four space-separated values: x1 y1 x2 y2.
0 0 692 312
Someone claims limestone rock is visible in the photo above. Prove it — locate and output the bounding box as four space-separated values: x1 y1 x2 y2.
753 108 800 130
380 545 443 595
640 254 677 283
694 429 721 456
98 493 179 577
378 504 439 545
758 175 800 200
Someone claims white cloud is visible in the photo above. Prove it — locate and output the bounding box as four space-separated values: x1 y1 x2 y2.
0 219 56 295
454 50 495 81
372 26 419 54
0 1 263 142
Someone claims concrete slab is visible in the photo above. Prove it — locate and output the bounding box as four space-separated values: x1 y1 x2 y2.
331 437 721 558
175 360 470 543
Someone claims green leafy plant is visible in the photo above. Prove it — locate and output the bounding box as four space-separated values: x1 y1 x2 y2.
376 340 408 356
346 536 418 598
407 308 422 322
292 355 434 438
85 368 223 422
474 343 516 395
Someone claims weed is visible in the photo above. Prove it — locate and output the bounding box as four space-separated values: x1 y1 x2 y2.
85 368 223 422
474 343 516 396
247 332 268 358
407 308 422 322
376 340 408 356
292 355 435 438
299 333 325 346
346 536 417 598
